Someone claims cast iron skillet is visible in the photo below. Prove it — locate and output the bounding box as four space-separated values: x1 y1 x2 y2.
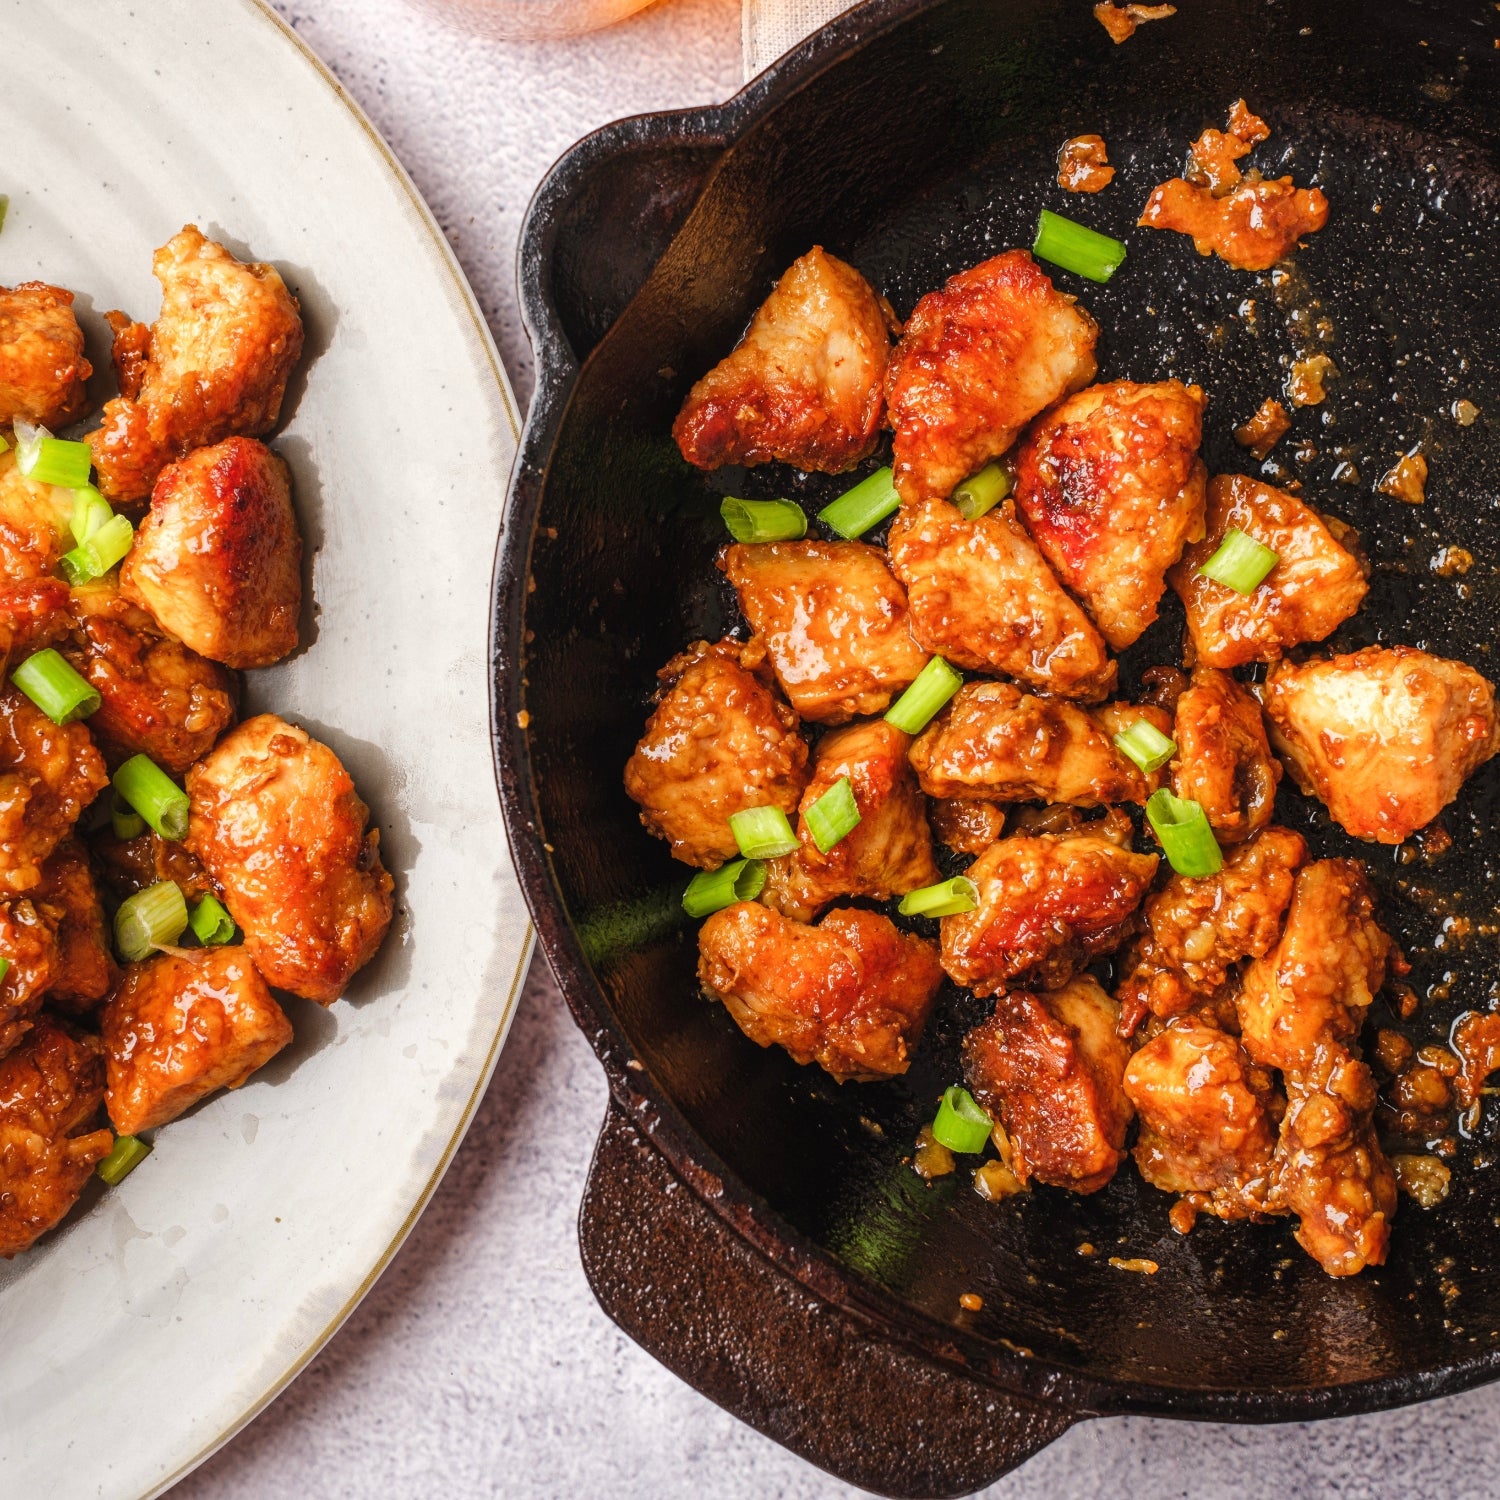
494 0 1500 1491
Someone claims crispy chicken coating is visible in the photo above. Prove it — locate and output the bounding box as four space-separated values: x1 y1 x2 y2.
102 946 293 1135
0 282 92 429
963 977 1133 1193
0 443 76 583
1169 475 1367 669
0 897 62 1059
1171 665 1279 843
884 250 1098 506
121 437 302 668
673 248 893 474
88 226 304 503
91 827 215 906
32 842 117 1015
928 797 1005 855
624 638 810 870
186 714 394 1004
1012 379 1207 649
719 540 928 723
1259 647 1500 845
1056 134 1114 193
0 577 72 663
887 497 1115 700
697 902 943 1082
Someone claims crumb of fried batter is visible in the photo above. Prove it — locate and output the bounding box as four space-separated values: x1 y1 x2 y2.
1234 398 1292 460
1094 1 1175 43
1378 449 1428 505
1057 134 1115 192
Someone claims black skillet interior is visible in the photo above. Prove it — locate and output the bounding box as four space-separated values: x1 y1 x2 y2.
508 0 1500 1414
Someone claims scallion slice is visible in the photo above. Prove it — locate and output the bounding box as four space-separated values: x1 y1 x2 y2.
15 428 92 488
189 894 236 946
932 1085 992 1153
114 879 189 962
113 754 190 841
1145 789 1223 877
720 497 807 544
97 1134 152 1186
817 466 900 539
884 656 964 735
804 776 861 854
682 857 767 919
728 805 801 860
0 957 10 986
70 485 113 546
1197 527 1278 594
951 462 1013 521
0 433 9 454
1033 208 1128 283
110 794 146 842
58 512 133 584
899 875 980 918
1113 719 1177 775
11 648 99 724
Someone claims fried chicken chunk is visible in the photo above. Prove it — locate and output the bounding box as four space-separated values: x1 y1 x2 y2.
761 719 940 922
32 842 116 1014
884 250 1099 505
0 1018 112 1257
719 541 928 722
102 947 293 1135
963 977 1133 1193
186 714 394 1004
673 248 892 474
0 898 62 1059
1169 475 1367 668
121 437 302 668
88 226 304 503
697 902 943 1081
928 798 1006 855
1012 379 1207 649
0 282 92 429
0 445 75 583
941 828 1157 996
1171 665 1279 843
1259 646 1500 845
624 638 810 869
887 497 1115 700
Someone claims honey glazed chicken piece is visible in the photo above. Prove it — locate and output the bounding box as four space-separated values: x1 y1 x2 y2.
623 638 810 869
0 1018 113 1257
940 825 1158 996
0 282 92 429
1259 646 1500 845
186 714 394 1004
88 226 304 503
673 248 894 474
884 250 1099 506
1011 379 1207 650
32 842 117 1016
121 437 302 668
0 896 62 1059
760 718 940 922
0 578 71 664
927 798 1005 855
102 947 293 1135
963 977 1133 1193
1170 665 1280 843
718 540 928 723
90 826 215 905
696 902 943 1082
0 442 79 583
886 497 1115 701
1169 474 1368 669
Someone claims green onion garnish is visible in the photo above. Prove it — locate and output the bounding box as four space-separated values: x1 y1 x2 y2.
0 433 9 454
1113 719 1177 776
932 1085 992 1153
720 497 807 544
0 196 7 236
885 656 964 735
15 427 92 489
110 794 146 841
951 462 1013 521
817 466 900 539
805 776 861 854
70 485 113 546
58 512 133 584
899 875 980 918
1197 527 1279 594
1033 208 1128 284
0 957 11 986
113 754 190 841
189 894 236 946
1145 789 1223 877
114 879 189 962
682 857 767 919
728 805 801 860
97 1134 152 1186
11 648 99 724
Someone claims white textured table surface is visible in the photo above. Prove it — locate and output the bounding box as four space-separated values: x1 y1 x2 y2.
169 3 1500 1496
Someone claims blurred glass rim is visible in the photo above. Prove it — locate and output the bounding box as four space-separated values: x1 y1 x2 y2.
410 0 663 41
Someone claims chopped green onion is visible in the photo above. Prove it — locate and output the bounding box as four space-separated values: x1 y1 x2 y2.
1033 208 1128 283
818 466 900 539
110 794 146 841
0 433 8 454
720 497 807 544
804 776 861 854
189 893 236 946
899 875 980 918
728 805 801 860
1145 789 1223 877
113 754 190 841
951 462 1013 520
1113 719 1177 775
97 1134 152 1186
15 429 92 489
0 196 7 236
11 648 99 724
932 1085 992 1153
1198 526 1279 594
58 512 133 584
682 858 767 919
70 485 113 546
114 879 189 962
0 957 10 986
885 656 964 734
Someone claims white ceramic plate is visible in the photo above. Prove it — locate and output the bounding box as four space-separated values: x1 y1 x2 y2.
0 3 533 1496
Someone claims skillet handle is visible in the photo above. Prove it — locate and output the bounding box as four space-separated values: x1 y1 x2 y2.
578 1101 1076 1500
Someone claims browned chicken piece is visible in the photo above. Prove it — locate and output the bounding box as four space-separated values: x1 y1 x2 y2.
1170 666 1279 843
186 714 394 1004
884 250 1099 506
0 444 76 583
941 828 1157 996
1056 134 1114 193
928 797 1005 855
0 1017 113 1257
102 947 293 1135
1115 825 1307 1035
623 637 809 869
887 497 1115 701
963 977 1133 1193
1093 0 1175 44
719 541 928 723
697 902 943 1082
0 577 72 663
61 581 238 774
760 719 940 922
1169 475 1368 669
1234 397 1291 460
909 681 1169 807
1259 646 1500 845
673 248 893 474
32 842 117 1015
1237 859 1392 1074
90 826 215 905
0 898 62 1059
0 282 92 429
1012 380 1207 650
87 226 304 503
120 437 301 668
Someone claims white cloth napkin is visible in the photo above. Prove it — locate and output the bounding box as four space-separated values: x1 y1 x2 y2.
742 0 851 76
